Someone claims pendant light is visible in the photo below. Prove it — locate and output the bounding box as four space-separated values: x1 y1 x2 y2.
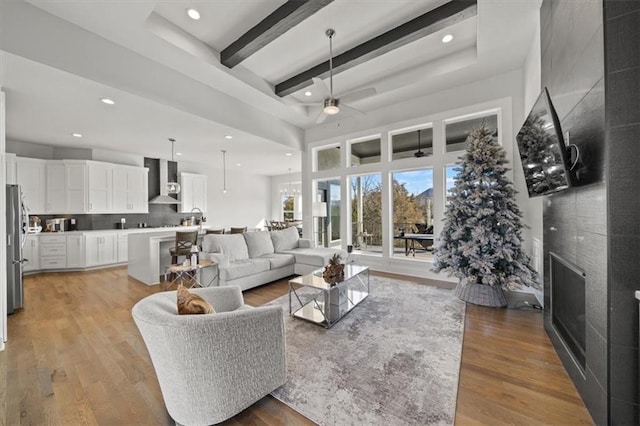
280 168 299 196
221 149 228 194
167 138 181 194
414 129 425 158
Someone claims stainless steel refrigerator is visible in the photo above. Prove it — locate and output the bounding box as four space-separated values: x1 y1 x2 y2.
6 184 27 314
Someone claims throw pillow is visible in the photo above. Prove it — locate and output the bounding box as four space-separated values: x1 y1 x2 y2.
270 226 299 252
244 230 275 258
177 285 215 315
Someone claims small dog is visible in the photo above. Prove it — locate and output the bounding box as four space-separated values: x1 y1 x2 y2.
176 284 215 315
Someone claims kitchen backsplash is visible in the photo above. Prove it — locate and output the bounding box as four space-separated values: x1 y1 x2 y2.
34 204 204 231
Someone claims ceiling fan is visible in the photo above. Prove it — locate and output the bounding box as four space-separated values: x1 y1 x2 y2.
301 29 377 124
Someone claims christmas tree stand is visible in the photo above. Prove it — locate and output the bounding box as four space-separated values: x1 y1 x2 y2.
455 282 507 307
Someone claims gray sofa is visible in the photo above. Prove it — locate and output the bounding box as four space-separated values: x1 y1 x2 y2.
201 226 346 290
132 286 285 425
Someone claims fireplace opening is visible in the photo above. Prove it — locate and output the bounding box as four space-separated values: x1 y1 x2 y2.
550 252 586 370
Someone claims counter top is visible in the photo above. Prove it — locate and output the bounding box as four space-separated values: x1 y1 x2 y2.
28 225 211 236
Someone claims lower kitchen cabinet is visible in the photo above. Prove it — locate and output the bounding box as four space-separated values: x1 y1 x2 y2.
39 234 67 269
85 234 117 267
117 233 128 263
66 235 85 268
23 234 40 272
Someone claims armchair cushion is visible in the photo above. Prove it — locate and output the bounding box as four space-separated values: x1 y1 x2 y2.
243 230 275 258
202 234 249 262
270 226 299 252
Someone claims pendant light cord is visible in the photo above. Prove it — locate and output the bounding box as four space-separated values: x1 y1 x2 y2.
222 150 227 193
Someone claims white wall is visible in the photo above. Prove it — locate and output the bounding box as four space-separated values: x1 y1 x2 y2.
178 160 271 231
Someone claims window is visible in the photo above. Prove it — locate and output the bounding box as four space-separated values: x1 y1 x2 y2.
391 126 433 160
315 179 341 247
445 113 498 153
349 174 382 254
282 195 294 221
445 164 461 198
316 145 341 172
392 168 434 259
349 137 381 167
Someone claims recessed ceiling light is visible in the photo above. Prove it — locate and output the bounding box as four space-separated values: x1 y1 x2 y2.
71 133 83 138
442 34 454 43
224 135 233 139
285 153 292 157
176 152 182 156
236 163 241 167
100 98 115 105
186 8 200 20
304 91 312 97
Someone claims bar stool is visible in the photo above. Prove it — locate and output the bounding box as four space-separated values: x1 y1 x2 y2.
206 229 224 235
170 231 199 265
229 227 247 234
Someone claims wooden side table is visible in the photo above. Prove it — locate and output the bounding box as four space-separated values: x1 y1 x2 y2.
164 259 217 290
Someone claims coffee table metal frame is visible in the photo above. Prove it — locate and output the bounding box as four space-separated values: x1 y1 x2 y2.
288 264 370 328
164 259 218 290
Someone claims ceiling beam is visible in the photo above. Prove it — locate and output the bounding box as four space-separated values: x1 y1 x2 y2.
221 0 334 68
275 0 477 97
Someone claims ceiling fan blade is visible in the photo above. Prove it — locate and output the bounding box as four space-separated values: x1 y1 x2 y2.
340 87 377 104
340 103 365 116
312 77 331 98
316 110 328 124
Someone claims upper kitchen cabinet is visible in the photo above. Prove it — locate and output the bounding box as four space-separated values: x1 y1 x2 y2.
45 161 66 213
16 157 46 214
179 172 207 213
44 160 87 214
87 161 112 213
112 165 148 213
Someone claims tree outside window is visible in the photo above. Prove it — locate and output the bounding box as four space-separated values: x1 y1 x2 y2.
350 174 382 253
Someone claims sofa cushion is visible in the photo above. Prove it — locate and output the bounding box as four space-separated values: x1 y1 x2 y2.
243 231 275 259
257 253 295 270
220 259 270 281
202 234 249 262
281 248 348 268
270 226 299 252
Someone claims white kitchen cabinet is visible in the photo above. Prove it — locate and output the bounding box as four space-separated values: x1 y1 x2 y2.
112 165 148 213
5 153 17 184
85 233 117 267
39 234 67 269
117 233 128 263
45 161 66 213
66 234 85 268
179 172 207 213
66 163 87 213
87 162 112 213
16 157 46 214
23 234 40 272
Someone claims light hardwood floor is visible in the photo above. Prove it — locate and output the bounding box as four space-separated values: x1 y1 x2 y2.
1 267 593 425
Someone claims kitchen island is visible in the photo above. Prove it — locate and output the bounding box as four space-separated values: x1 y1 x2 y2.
127 226 210 285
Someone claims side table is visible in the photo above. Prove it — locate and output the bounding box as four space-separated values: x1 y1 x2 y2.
164 259 217 290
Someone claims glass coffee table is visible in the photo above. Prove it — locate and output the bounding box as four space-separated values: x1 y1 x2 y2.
288 264 370 328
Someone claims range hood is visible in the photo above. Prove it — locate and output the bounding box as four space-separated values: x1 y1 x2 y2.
149 159 181 204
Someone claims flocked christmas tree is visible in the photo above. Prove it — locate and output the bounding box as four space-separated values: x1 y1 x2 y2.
433 124 536 304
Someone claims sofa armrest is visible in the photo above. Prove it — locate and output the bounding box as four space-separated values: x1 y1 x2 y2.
205 252 230 268
298 239 312 248
191 286 243 312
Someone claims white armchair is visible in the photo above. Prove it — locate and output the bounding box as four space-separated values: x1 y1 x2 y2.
132 286 286 426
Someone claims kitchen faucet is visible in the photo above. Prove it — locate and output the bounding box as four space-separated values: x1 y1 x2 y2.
190 207 204 230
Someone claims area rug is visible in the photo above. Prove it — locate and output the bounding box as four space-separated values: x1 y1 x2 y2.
268 275 466 425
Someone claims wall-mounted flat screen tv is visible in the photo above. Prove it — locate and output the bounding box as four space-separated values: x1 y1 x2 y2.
516 87 572 197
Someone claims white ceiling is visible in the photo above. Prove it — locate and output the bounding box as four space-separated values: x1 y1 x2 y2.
0 0 541 176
